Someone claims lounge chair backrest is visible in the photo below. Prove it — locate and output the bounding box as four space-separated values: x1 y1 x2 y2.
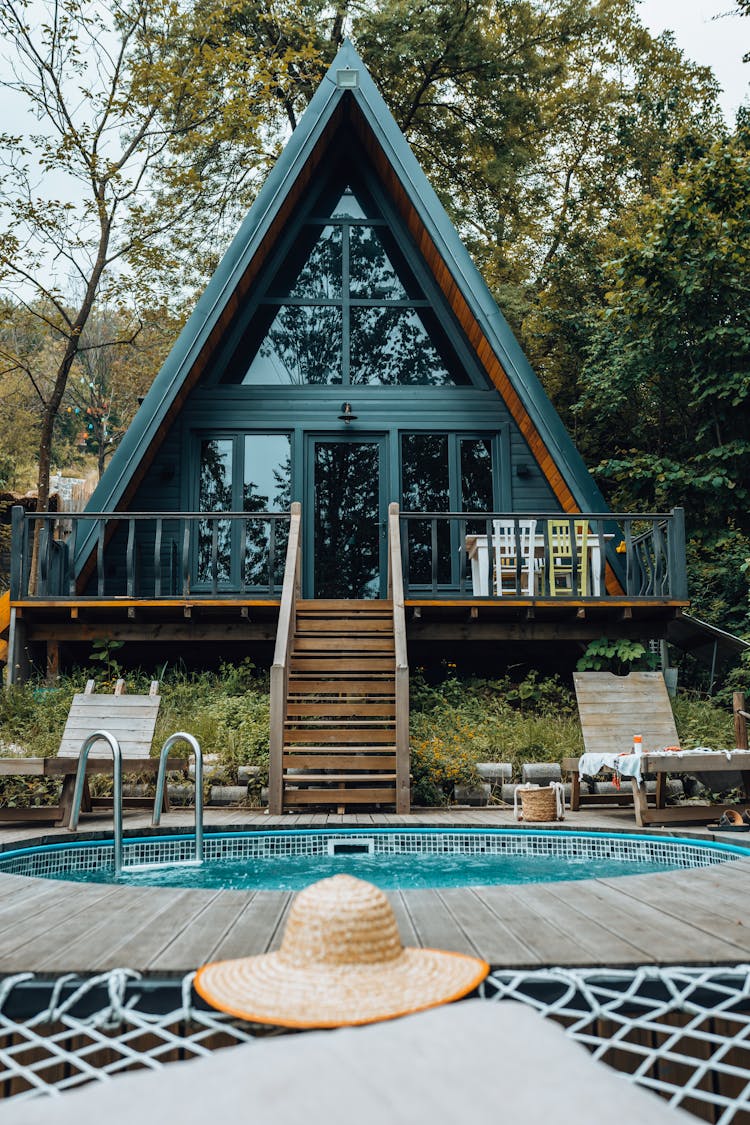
573 671 678 756
57 679 161 759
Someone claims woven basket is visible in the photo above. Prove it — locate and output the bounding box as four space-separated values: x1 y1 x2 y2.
519 784 563 823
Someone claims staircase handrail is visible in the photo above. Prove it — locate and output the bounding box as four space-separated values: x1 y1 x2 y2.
388 502 410 814
268 501 302 814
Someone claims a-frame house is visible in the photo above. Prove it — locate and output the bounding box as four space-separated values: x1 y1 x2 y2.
6 43 688 812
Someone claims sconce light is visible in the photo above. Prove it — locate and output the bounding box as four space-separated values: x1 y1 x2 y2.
338 402 358 424
515 463 531 478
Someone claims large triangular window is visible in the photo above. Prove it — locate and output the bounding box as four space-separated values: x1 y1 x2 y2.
225 171 471 386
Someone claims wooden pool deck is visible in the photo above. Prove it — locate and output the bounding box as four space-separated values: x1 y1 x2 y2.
1 808 749 975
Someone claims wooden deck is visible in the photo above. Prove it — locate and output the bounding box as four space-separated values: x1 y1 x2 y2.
1 809 749 975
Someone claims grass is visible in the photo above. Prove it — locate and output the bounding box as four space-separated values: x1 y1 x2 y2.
0 663 741 807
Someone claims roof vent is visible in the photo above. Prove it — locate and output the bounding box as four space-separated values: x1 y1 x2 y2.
336 68 359 88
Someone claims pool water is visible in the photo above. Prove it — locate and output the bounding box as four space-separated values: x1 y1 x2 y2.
55 849 681 891
2 829 743 892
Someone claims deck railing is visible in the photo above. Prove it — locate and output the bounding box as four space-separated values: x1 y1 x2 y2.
398 508 687 599
10 508 291 600
387 502 410 814
268 502 302 816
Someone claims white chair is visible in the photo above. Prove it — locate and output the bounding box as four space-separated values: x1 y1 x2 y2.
491 519 538 596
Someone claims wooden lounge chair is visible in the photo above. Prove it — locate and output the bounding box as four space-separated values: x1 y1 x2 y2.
0 679 180 827
562 671 679 811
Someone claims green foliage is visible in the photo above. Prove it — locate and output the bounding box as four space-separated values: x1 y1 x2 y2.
409 670 582 804
577 638 658 674
671 693 735 750
0 665 742 808
89 640 125 687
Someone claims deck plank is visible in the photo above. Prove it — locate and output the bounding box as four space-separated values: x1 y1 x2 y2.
210 891 292 959
1 810 750 973
94 889 228 971
434 888 535 964
400 889 481 955
149 890 258 971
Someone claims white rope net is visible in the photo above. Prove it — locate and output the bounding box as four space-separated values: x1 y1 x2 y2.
1 966 750 1121
482 966 750 1124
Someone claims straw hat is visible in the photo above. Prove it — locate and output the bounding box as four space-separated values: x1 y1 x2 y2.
194 874 489 1028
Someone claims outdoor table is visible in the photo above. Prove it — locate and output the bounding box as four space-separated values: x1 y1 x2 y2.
628 750 750 826
565 750 750 827
466 532 612 597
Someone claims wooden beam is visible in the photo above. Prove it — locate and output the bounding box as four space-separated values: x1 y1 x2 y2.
27 622 277 642
407 621 668 642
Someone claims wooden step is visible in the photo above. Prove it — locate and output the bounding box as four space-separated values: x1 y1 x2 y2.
289 658 394 673
283 787 398 805
285 718 395 728
286 703 396 717
295 618 393 633
287 679 396 695
296 600 392 613
293 636 395 652
283 754 397 769
284 727 397 744
283 773 397 784
283 744 397 755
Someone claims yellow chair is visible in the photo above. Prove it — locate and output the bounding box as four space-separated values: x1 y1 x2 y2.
545 519 588 596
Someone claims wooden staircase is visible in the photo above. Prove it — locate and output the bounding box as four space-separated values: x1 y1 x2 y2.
281 600 399 809
269 502 410 813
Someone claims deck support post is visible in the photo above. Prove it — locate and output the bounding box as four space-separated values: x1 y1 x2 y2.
7 609 31 687
46 641 60 683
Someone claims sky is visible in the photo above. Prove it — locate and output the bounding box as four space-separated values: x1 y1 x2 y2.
638 0 748 121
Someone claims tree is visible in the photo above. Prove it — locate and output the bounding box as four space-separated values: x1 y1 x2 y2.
0 0 323 515
577 124 750 631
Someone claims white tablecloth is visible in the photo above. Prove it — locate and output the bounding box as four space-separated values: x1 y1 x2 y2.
579 747 743 787
578 753 645 784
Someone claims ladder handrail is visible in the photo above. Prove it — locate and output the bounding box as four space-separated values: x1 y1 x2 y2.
68 731 123 877
152 732 203 862
269 501 302 814
388 502 410 814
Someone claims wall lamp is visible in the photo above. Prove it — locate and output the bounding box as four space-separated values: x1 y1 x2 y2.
338 402 358 424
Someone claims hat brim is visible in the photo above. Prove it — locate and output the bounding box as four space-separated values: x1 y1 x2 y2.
194 948 490 1029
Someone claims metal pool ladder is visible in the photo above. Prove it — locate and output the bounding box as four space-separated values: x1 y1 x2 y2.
152 732 204 864
69 731 124 877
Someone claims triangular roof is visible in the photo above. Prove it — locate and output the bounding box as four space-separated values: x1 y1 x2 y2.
84 40 610 528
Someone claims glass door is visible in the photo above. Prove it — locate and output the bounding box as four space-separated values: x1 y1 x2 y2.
308 436 386 598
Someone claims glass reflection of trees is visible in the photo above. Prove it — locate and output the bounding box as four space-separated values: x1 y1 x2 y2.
402 435 496 588
197 435 292 589
401 434 451 585
236 181 469 387
198 439 233 584
314 442 380 599
243 435 291 587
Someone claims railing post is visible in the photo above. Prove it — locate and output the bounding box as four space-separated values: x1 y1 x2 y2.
9 506 24 600
269 502 301 815
152 732 203 862
668 507 687 599
734 693 748 751
388 502 410 815
68 731 123 877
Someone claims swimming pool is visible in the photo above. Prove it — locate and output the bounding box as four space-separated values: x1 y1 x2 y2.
0 829 745 891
